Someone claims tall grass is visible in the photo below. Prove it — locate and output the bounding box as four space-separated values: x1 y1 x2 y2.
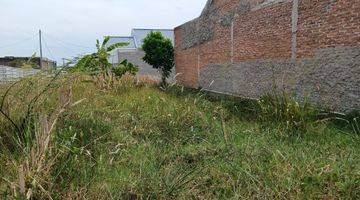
0 74 359 199
0 73 89 198
258 90 317 136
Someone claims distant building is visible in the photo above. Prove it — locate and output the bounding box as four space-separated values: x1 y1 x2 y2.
107 28 174 79
0 56 56 70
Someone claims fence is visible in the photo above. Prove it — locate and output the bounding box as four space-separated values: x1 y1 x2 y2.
0 65 40 84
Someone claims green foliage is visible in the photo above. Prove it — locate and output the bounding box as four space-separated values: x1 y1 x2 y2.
142 32 174 84
73 54 97 73
74 36 127 73
74 37 139 88
113 59 139 77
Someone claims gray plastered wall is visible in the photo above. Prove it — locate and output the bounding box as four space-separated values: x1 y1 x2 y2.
118 50 175 81
118 50 160 78
199 47 360 112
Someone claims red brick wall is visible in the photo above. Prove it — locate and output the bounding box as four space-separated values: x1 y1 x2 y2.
233 2 293 61
297 0 360 58
199 23 232 69
175 0 360 88
174 26 198 87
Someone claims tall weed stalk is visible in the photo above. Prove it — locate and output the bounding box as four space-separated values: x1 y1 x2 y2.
0 73 85 199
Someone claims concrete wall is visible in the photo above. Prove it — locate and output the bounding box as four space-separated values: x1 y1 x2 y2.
175 0 360 112
0 65 40 84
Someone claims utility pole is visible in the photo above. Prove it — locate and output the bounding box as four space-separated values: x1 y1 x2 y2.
39 29 43 69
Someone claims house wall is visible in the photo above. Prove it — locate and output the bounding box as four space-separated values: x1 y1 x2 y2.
175 0 360 112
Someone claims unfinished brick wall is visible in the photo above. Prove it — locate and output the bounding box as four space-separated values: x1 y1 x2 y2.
175 0 360 112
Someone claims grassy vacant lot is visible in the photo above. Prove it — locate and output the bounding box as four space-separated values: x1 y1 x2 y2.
0 74 359 199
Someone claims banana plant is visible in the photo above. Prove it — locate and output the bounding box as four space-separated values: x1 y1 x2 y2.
74 36 138 89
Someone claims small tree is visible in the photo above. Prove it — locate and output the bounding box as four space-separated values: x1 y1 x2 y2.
142 32 174 85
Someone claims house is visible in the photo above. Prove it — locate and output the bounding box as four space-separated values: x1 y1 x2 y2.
107 28 174 79
174 0 360 112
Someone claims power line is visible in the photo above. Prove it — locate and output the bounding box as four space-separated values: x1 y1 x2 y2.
0 33 38 49
0 31 94 65
40 35 77 53
41 34 93 62
42 32 94 50
42 34 56 60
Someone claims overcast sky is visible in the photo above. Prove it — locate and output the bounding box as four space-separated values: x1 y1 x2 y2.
0 0 207 64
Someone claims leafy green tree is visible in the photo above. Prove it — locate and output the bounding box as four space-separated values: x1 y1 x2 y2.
74 37 138 88
142 32 174 84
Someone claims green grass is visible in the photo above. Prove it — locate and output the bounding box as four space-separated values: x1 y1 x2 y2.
0 75 359 199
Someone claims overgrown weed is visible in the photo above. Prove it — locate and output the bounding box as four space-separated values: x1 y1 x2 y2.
257 90 318 137
0 74 359 199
